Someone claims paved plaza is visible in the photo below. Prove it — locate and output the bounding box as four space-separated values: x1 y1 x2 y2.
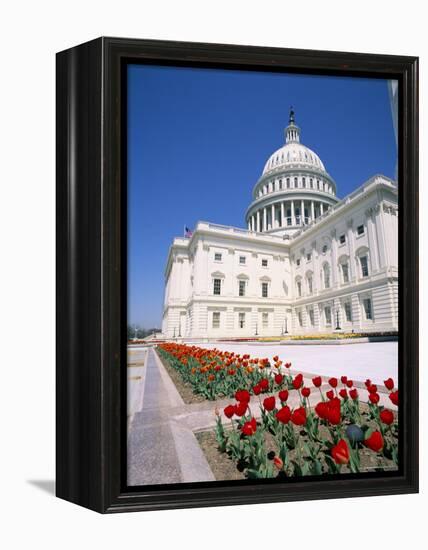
196 341 398 385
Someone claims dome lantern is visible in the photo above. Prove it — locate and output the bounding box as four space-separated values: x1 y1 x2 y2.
285 107 301 144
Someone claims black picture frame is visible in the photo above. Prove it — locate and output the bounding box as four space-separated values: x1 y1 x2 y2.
56 37 419 513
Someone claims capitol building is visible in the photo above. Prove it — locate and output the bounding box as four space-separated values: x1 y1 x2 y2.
162 110 398 339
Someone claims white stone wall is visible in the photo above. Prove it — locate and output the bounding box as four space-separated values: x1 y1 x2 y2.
161 177 398 338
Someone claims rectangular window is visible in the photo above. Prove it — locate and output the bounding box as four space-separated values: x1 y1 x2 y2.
344 302 352 322
357 224 365 236
310 178 313 188
308 277 313 294
214 252 222 261
324 306 332 325
306 253 311 261
286 178 290 188
262 312 268 328
238 280 246 297
239 255 246 265
309 308 315 326
213 278 221 295
342 263 349 283
339 234 346 244
238 312 245 329
298 311 303 327
296 259 300 266
297 281 302 297
363 298 373 320
212 311 220 328
261 259 268 267
261 282 268 298
360 256 369 277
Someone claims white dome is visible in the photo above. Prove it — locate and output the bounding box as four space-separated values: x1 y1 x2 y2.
263 142 326 175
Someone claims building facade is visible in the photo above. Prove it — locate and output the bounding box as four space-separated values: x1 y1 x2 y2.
162 112 398 339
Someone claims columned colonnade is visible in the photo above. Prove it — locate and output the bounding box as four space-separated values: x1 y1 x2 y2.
248 199 329 232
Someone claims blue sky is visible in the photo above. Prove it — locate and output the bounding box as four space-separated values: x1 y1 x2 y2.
127 64 396 328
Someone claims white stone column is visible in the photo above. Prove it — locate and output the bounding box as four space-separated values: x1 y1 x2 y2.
301 199 305 224
263 207 267 232
271 204 275 229
311 201 315 222
330 229 338 287
320 202 324 216
291 200 295 226
248 220 251 230
346 219 356 280
257 210 261 232
281 201 285 227
366 208 379 273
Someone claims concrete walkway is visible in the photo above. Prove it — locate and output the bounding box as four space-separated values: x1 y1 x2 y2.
127 349 215 486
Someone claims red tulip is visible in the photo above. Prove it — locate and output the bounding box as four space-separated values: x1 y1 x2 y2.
331 439 350 465
224 405 235 418
349 388 359 400
263 396 276 411
369 392 380 405
274 373 284 385
328 377 338 388
259 378 269 391
364 430 384 452
253 384 261 396
235 389 251 403
339 388 348 399
327 401 341 425
273 355 279 362
365 379 372 388
291 407 307 426
326 389 335 400
380 409 394 425
301 387 311 398
273 456 283 470
276 406 291 424
315 401 329 420
241 417 257 436
234 401 248 417
278 389 289 403
292 373 303 390
312 376 322 387
346 379 353 388
384 378 394 390
285 362 292 368
367 384 378 394
341 376 348 385
389 391 399 406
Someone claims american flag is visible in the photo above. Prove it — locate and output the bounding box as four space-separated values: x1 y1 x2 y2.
184 226 193 238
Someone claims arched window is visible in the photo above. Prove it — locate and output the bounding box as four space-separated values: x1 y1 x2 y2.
355 246 370 279
295 276 302 298
305 271 314 294
322 263 330 289
338 254 350 284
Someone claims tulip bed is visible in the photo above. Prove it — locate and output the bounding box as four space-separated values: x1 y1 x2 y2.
158 342 293 400
213 377 399 479
158 342 399 479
